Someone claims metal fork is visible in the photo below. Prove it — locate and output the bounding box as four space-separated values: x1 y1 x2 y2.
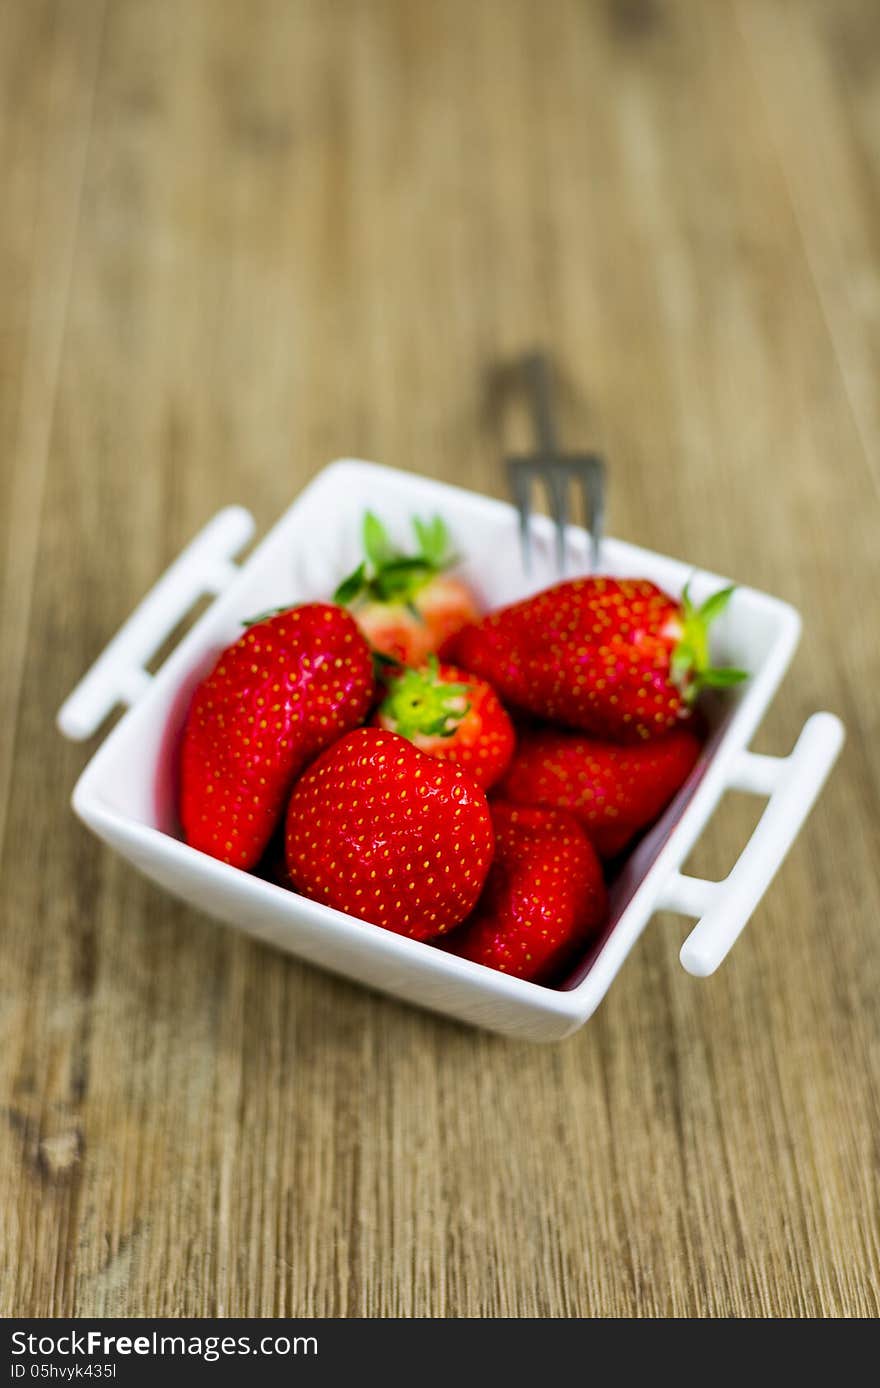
504 352 605 574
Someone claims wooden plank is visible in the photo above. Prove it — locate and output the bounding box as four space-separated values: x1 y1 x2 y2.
738 0 880 493
0 0 107 1316
0 0 106 856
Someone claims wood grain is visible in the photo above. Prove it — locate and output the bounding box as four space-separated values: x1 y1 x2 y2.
1 0 878 1317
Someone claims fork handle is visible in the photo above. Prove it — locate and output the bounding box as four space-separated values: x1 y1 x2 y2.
523 352 560 457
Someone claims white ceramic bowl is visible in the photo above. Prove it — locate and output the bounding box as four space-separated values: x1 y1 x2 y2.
58 461 844 1041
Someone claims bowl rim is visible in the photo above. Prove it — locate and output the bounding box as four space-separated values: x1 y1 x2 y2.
68 458 803 1027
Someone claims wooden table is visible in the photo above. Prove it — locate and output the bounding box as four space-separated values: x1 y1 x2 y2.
2 0 878 1318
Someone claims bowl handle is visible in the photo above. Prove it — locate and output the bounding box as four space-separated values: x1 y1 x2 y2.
56 506 255 741
657 712 845 976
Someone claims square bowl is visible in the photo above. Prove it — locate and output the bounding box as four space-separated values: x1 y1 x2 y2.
58 461 843 1040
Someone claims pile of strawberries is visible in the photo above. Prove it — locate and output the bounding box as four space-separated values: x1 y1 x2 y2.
180 513 745 985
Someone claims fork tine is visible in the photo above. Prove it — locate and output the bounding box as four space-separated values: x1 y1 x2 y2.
579 455 606 571
545 464 569 576
501 353 607 577
506 458 534 574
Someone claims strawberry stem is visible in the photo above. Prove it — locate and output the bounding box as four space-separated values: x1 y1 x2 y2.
672 583 748 703
378 657 472 740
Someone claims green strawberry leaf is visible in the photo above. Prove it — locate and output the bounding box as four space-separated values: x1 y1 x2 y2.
700 666 749 688
333 562 367 605
241 605 296 627
670 641 695 685
333 511 458 609
363 512 396 569
673 581 748 702
413 514 450 568
698 585 736 626
373 558 435 602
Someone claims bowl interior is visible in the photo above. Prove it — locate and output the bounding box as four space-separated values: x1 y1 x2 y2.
77 460 795 990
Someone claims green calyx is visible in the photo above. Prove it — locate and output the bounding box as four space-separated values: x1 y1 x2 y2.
371 649 404 680
241 604 297 627
333 512 456 609
671 583 749 704
378 657 471 740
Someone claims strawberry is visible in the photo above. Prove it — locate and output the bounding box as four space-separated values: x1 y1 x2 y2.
445 577 746 742
180 604 374 868
284 726 494 939
496 726 702 857
372 657 515 790
334 512 480 665
445 803 607 983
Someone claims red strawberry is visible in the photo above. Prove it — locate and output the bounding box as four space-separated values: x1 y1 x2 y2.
285 727 494 939
496 726 702 857
334 512 480 665
445 803 607 983
372 658 515 790
445 577 746 742
180 604 374 868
